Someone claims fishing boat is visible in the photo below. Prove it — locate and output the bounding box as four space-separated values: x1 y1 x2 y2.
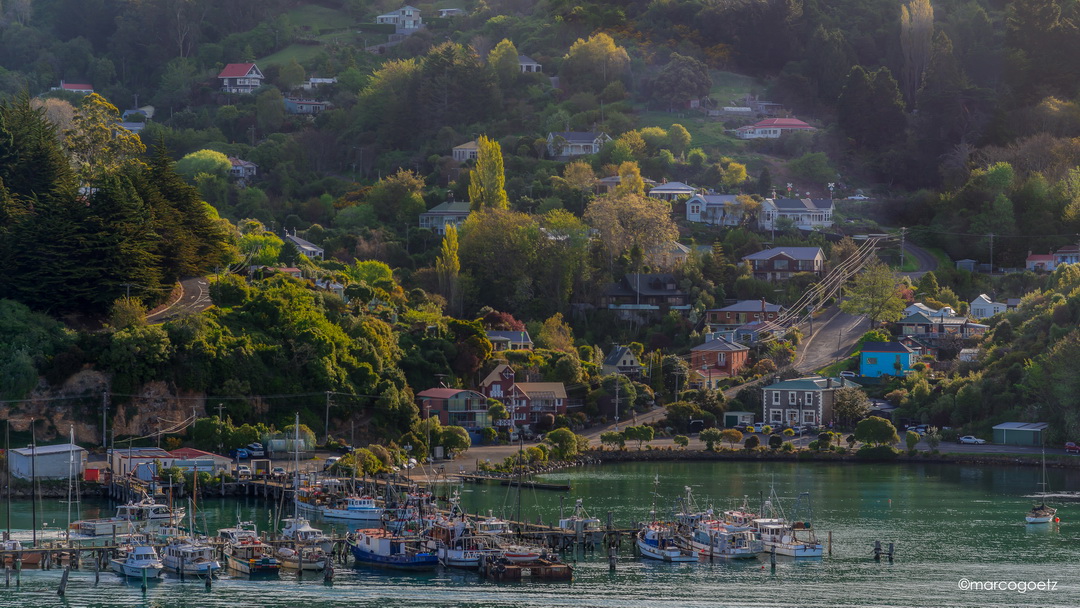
475 511 512 536
678 519 763 560
557 499 604 544
72 496 185 536
1026 446 1058 524
1 539 43 567
276 545 327 571
722 496 758 527
109 544 165 578
280 517 334 553
637 522 698 562
753 491 823 558
346 528 438 570
319 495 385 524
220 523 280 575
500 543 545 563
160 537 221 576
427 516 502 569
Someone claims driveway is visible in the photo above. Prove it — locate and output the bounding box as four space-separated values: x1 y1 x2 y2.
902 241 938 279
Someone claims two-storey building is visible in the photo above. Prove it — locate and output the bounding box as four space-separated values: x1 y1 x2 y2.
218 63 265 94
741 247 825 281
705 300 784 329
689 336 749 388
417 388 490 431
761 376 861 428
479 365 567 429
759 197 834 230
859 342 916 377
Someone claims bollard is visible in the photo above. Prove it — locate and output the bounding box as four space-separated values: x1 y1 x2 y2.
828 531 832 556
142 566 148 592
888 542 894 562
770 546 776 571
873 540 881 561
58 567 70 596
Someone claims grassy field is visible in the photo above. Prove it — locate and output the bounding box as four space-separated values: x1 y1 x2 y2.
284 5 356 34
259 44 331 67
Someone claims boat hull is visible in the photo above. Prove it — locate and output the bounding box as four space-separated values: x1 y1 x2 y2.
350 545 438 571
163 559 220 576
225 554 281 575
764 541 823 557
110 560 164 578
636 538 698 562
1026 515 1054 524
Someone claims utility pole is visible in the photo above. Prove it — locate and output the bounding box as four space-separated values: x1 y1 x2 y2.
614 378 621 431
899 227 906 270
988 232 995 274
102 391 109 448
324 391 332 446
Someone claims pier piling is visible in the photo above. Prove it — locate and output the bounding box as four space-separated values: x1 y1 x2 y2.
58 567 69 596
888 542 894 562
828 531 832 556
873 540 881 561
770 546 776 570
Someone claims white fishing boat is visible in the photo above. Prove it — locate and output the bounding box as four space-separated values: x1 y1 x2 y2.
557 499 603 544
276 545 327 571
753 491 823 558
319 495 384 524
427 515 502 569
219 522 280 575
637 523 698 562
474 511 512 536
72 496 185 536
722 496 758 527
160 537 221 576
678 519 763 560
501 543 544 563
280 517 334 553
110 544 165 578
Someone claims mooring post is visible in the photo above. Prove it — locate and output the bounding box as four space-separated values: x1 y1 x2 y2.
888 542 894 562
770 546 776 571
873 540 881 561
58 567 70 596
94 550 100 585
608 540 617 571
141 565 148 592
324 560 334 583
828 531 832 556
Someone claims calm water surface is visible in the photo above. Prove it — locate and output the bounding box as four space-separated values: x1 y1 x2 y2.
2 461 1077 607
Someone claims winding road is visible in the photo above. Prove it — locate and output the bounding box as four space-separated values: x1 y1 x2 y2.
146 276 213 323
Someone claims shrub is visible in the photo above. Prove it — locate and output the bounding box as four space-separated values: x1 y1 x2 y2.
768 434 783 450
700 428 724 451
744 435 760 450
807 440 820 450
673 435 689 449
780 441 795 453
856 445 899 460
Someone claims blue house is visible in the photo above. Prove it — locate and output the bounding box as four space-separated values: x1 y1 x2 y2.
859 342 915 377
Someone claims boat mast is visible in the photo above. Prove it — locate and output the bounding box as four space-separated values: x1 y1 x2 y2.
5 420 10 539
66 425 74 543
294 412 300 517
515 434 523 529
30 418 37 548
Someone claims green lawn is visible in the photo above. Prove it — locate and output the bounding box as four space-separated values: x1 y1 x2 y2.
708 70 761 106
259 44 330 68
284 5 356 34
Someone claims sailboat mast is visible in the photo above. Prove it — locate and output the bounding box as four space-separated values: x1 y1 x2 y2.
30 418 37 547
294 412 300 517
5 420 10 539
67 425 74 543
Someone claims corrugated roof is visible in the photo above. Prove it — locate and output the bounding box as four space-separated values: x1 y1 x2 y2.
551 131 603 143
992 422 1048 431
649 181 696 192
691 336 748 352
861 341 914 353
11 444 87 457
417 388 480 399
515 382 567 399
486 330 532 344
423 201 471 214
218 63 257 78
712 300 782 313
742 247 823 261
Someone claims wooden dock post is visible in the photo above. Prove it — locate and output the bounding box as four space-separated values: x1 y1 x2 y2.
58 567 70 596
141 564 148 592
887 542 894 562
94 550 100 585
828 531 832 556
873 540 881 561
770 546 776 571
324 561 334 583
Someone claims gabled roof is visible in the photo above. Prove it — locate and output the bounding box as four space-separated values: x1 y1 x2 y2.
603 345 639 366
860 341 914 354
218 63 260 78
453 140 478 150
691 336 748 353
422 201 471 214
11 443 87 457
1026 253 1054 261
229 156 256 168
514 382 567 399
169 447 227 460
550 131 605 143
286 233 323 254
764 376 859 391
417 388 481 399
518 54 539 64
688 193 739 205
480 364 513 387
486 330 532 345
60 83 93 91
649 181 696 193
713 300 783 313
752 118 813 129
742 246 824 261
769 198 833 211
992 422 1048 431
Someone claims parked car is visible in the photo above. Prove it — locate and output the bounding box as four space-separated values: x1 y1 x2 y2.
1065 442 1080 454
839 371 856 378
271 466 287 479
336 444 355 454
231 447 250 459
236 464 252 479
847 194 870 200
958 435 986 445
247 443 266 457
324 456 341 471
753 422 766 433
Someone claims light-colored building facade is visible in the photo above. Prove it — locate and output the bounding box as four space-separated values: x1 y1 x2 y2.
9 444 87 480
761 376 860 428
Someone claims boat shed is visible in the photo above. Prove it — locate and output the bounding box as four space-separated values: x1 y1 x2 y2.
724 411 756 428
8 443 87 480
992 422 1049 447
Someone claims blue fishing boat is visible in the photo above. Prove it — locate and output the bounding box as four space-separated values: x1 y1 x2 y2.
347 528 438 571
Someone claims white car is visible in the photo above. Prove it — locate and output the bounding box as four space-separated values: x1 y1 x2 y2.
958 435 986 445
847 194 870 200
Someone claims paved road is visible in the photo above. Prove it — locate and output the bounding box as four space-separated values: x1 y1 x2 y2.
794 306 869 373
902 241 938 279
147 276 212 323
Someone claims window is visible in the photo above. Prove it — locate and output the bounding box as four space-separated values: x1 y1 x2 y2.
770 409 783 423
867 357 878 365
802 411 816 424
771 392 780 405
805 391 814 403
774 259 789 270
788 392 796 405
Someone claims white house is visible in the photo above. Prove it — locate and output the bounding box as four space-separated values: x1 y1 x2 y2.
647 181 697 201
452 140 479 162
51 81 94 95
218 63 264 94
419 200 471 235
9 444 87 480
759 197 834 230
969 294 1006 319
438 8 466 17
546 131 611 157
377 5 423 34
735 117 815 139
302 77 337 91
902 303 956 318
685 193 742 225
518 54 542 73
285 232 324 260
108 447 173 477
229 157 257 180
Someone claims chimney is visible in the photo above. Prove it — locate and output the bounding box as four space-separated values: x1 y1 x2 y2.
827 378 833 389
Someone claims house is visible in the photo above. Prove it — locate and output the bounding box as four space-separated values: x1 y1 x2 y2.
479 365 567 429
647 241 691 269
285 232 324 260
302 77 337 91
969 294 1006 319
601 273 691 319
229 157 257 180
264 266 303 279
958 348 979 362
438 8 466 17
602 345 644 378
486 330 533 351
743 94 787 116
859 341 915 377
377 5 424 33
595 174 656 194
8 444 87 480
51 81 94 95
1053 244 1080 267
706 300 783 329
646 181 697 202
690 336 749 387
419 200 471 235
1025 252 1055 272
546 131 611 157
734 320 786 344
283 97 330 114
902 303 956 318
761 376 861 429
218 63 264 94
417 388 491 430
518 55 542 73
452 140 479 162
992 422 1048 447
741 247 826 281
759 198 834 230
735 118 814 139
896 312 988 340
955 259 977 272
167 448 232 474
315 278 346 299
724 411 756 428
108 447 173 477
685 194 742 225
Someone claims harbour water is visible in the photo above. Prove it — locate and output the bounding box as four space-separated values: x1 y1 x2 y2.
3 460 1077 607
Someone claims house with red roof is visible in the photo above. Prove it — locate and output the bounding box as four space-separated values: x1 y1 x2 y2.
479 364 568 429
51 81 94 95
218 63 264 94
1025 251 1055 272
735 118 815 139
